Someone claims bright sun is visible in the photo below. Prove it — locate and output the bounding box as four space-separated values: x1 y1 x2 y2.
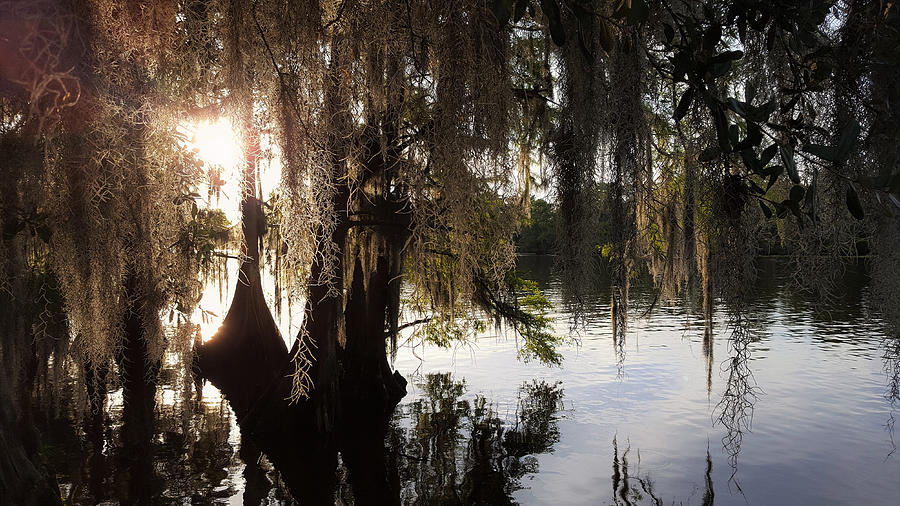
177 117 247 225
190 118 243 170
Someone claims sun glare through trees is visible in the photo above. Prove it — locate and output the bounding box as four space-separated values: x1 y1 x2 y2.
185 118 243 171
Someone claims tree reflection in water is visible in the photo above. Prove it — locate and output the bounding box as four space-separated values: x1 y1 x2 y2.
886 334 900 456
41 381 292 505
610 437 715 506
611 435 661 506
41 370 564 504
36 365 733 504
389 373 564 505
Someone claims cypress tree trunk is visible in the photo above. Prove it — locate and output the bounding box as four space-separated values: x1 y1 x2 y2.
0 382 61 505
0 138 61 505
116 276 160 448
195 40 409 501
337 234 407 505
194 157 409 504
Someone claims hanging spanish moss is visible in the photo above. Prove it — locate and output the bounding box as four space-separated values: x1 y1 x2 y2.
551 1 604 318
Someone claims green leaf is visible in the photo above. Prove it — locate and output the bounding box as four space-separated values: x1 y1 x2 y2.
740 149 761 173
703 23 722 50
727 97 747 116
744 83 757 104
762 165 784 190
835 119 861 162
710 50 744 63
663 23 675 43
747 100 777 122
760 164 784 176
673 87 693 121
846 185 864 220
705 50 744 80
540 0 566 46
760 144 778 166
787 199 802 220
714 106 731 153
671 51 691 82
802 143 836 162
707 60 733 79
780 95 800 114
780 145 800 184
734 124 763 151
749 180 767 195
805 170 818 220
776 201 790 218
728 124 739 146
789 184 805 203
759 200 773 219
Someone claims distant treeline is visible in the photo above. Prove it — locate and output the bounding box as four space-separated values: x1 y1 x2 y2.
516 194 857 257
516 195 598 255
517 198 559 254
517 183 612 256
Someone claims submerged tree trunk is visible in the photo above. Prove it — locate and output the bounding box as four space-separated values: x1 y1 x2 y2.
194 160 409 503
192 23 413 498
0 136 61 505
338 232 407 505
117 277 159 447
194 127 290 418
192 250 289 418
195 234 407 503
192 128 408 503
0 283 60 505
110 274 162 505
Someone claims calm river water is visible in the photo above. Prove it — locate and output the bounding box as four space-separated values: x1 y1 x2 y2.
45 256 900 505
